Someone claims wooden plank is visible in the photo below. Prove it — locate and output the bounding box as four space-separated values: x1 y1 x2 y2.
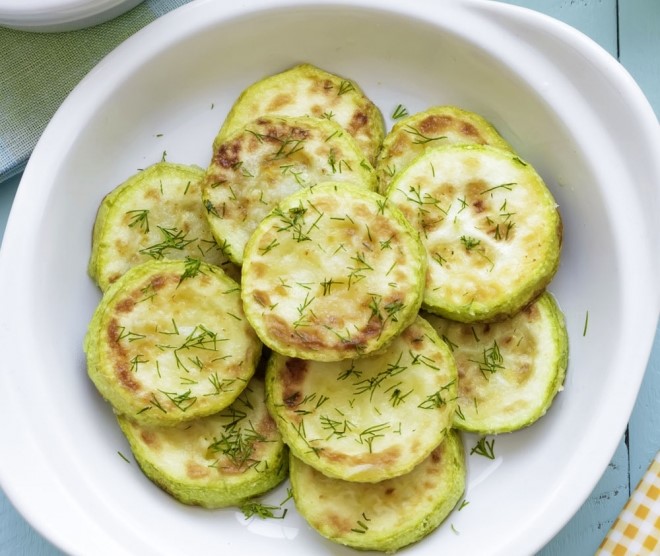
540 440 630 555
619 0 660 116
628 329 660 485
619 0 660 507
496 0 618 55
0 175 62 556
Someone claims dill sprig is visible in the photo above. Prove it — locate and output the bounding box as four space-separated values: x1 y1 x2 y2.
337 80 355 96
240 501 287 520
126 209 150 233
208 420 267 468
392 104 409 119
357 423 390 453
351 513 371 534
139 226 196 260
159 389 197 412
404 125 447 145
178 257 204 285
468 340 504 379
470 437 495 459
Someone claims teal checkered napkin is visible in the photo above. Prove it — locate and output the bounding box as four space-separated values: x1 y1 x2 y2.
0 0 192 184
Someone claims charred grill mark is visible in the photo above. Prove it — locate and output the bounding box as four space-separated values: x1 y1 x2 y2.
349 111 369 134
420 114 453 134
284 391 301 407
282 358 308 410
522 301 540 322
328 512 354 534
461 122 480 138
285 358 309 382
314 78 335 95
116 297 136 313
151 273 179 291
324 444 402 465
117 361 140 392
186 461 211 479
288 126 311 141
266 93 293 112
253 290 272 308
214 140 242 169
266 315 328 351
139 429 159 449
107 319 141 391
107 318 125 347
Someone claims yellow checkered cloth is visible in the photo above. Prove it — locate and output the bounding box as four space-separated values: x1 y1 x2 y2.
597 452 660 555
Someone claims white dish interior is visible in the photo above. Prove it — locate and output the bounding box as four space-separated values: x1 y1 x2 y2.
0 1 658 555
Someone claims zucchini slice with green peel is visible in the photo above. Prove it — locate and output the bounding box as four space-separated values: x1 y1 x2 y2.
214 63 385 164
241 182 426 361
290 430 465 552
84 259 261 426
376 105 513 194
89 162 236 291
265 316 458 483
203 115 376 265
117 376 287 508
386 144 562 323
424 292 568 434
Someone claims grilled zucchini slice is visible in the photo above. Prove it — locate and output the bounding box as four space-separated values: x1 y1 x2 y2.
214 63 384 164
241 182 426 361
85 259 261 426
387 144 562 323
117 376 287 508
376 105 512 194
203 115 376 265
290 430 465 553
265 316 458 483
425 292 568 434
89 162 235 291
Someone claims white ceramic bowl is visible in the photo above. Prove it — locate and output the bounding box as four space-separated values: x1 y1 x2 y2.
0 0 143 32
0 1 658 555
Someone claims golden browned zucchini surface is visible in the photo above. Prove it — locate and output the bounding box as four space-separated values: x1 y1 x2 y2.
387 144 562 323
89 162 235 291
203 115 376 265
266 316 457 483
241 182 426 361
117 376 287 508
85 259 261 426
290 430 465 553
214 63 385 164
376 105 513 194
425 292 568 434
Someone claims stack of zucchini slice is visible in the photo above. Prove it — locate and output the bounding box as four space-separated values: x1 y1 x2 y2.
84 63 568 553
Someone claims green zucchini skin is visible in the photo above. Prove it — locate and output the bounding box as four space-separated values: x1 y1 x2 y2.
376 105 513 194
241 182 426 362
425 291 569 434
214 63 385 165
386 144 562 323
203 115 376 266
290 430 465 553
89 162 236 292
265 315 458 483
85 259 262 426
117 377 288 508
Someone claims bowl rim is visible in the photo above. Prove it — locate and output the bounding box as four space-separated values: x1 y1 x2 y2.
0 1 658 554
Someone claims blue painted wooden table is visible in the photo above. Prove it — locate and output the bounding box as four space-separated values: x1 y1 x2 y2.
0 1 658 554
